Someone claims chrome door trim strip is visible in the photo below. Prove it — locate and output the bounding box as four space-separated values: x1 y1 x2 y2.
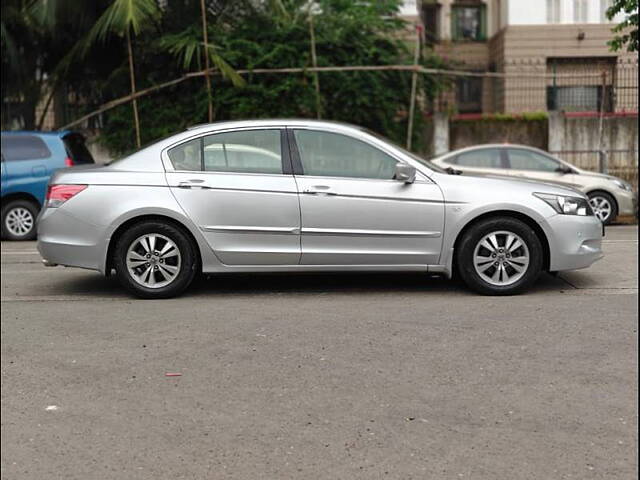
201 225 300 235
301 227 441 238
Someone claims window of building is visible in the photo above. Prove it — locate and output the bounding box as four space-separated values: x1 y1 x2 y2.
293 130 398 180
456 76 483 113
421 2 441 44
574 0 588 22
451 3 486 42
546 0 561 23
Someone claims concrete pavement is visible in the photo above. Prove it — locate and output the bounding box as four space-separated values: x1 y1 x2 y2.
1 226 638 479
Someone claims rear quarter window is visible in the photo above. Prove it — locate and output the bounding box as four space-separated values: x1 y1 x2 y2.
1 135 52 161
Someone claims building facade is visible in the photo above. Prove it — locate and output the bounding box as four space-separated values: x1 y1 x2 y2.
400 0 638 114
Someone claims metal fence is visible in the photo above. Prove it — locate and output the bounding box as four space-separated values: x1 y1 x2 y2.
432 59 638 115
551 149 639 189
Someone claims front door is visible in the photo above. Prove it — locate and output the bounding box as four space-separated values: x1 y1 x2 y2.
165 128 301 265
505 148 581 188
290 128 445 265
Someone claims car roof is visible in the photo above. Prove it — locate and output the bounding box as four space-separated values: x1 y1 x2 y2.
1 130 73 138
435 143 551 158
185 119 366 134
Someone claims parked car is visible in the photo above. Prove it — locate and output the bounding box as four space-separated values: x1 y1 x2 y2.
37 120 604 299
430 144 637 225
1 131 95 240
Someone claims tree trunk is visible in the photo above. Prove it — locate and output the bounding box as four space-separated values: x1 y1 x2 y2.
200 0 213 122
126 28 142 149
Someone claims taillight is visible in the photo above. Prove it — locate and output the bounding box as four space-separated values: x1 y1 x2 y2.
46 184 87 208
64 157 74 167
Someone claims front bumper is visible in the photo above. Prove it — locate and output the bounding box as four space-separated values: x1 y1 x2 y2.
615 188 638 217
546 214 604 272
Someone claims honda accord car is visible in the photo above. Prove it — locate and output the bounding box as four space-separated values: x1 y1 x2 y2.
37 120 604 298
429 144 637 225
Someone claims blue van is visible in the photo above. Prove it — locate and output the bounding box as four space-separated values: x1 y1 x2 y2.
1 131 95 240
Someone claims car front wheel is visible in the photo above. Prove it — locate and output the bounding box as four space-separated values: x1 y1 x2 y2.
113 221 198 299
1 200 39 240
588 191 617 225
456 217 543 295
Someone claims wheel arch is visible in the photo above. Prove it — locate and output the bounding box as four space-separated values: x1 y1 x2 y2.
452 210 551 274
1 192 42 209
105 214 203 276
586 189 619 212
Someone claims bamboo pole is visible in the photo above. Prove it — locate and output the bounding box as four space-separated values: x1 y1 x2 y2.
200 0 213 122
406 25 421 150
58 64 610 131
309 13 321 119
126 28 141 148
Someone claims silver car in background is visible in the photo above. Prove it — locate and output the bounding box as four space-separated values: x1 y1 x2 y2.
430 144 637 225
37 120 604 298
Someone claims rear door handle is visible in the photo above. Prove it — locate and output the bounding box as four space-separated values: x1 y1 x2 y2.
178 179 206 189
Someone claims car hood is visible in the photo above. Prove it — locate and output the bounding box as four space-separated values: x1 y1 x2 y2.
438 169 585 197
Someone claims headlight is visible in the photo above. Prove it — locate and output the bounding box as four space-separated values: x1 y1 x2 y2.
533 193 593 216
612 179 632 191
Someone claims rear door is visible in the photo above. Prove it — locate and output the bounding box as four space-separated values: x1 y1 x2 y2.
165 128 301 265
290 128 445 265
0 134 52 205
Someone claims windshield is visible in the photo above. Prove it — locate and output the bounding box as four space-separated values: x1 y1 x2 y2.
360 128 448 174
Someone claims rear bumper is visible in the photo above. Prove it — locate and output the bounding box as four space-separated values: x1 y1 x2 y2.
36 207 107 273
546 214 604 272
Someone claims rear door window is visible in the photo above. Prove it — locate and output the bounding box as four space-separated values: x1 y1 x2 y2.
452 148 503 169
62 133 95 164
1 135 52 161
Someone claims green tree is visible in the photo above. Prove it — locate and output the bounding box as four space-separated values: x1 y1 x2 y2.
607 0 638 52
83 0 161 147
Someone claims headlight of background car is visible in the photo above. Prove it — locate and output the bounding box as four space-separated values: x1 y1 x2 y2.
533 193 593 216
612 179 633 191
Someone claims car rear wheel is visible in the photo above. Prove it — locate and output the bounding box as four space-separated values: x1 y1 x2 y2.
587 191 617 225
113 221 198 299
456 217 543 295
1 200 39 240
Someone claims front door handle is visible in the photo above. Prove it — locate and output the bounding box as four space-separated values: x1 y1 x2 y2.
303 185 337 196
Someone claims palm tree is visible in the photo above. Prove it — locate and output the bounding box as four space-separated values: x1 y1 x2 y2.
83 0 161 148
159 25 244 121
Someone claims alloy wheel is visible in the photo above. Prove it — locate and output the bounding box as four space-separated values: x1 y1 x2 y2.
589 196 612 223
5 207 34 237
126 233 182 288
473 230 530 286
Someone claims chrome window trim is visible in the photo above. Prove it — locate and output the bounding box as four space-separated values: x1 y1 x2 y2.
161 126 287 173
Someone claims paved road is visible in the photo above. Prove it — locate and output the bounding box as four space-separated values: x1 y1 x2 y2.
1 226 638 479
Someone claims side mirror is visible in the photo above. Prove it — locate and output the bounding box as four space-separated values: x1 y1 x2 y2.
555 166 573 174
394 163 416 184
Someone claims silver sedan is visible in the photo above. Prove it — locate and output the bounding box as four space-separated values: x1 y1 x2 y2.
37 120 604 298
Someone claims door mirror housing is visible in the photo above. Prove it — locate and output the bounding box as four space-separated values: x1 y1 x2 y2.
394 163 416 183
555 166 573 174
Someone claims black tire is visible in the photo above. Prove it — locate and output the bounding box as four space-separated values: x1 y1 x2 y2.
1 199 39 241
587 191 617 225
113 221 198 299
456 217 543 295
